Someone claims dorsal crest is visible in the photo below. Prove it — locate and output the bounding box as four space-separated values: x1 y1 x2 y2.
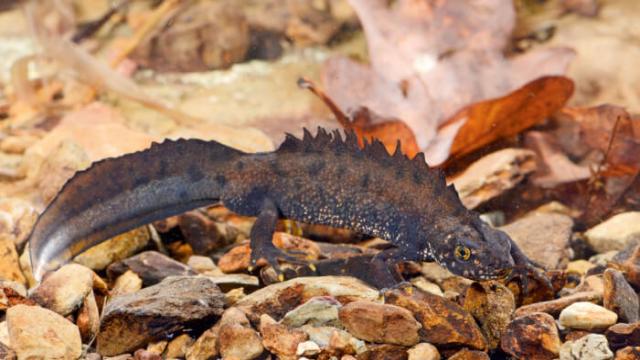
277 127 453 193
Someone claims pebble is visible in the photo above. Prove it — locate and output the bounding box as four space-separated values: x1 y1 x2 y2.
605 322 640 351
235 276 379 324
450 148 536 210
463 281 515 349
7 304 82 360
185 325 218 360
106 251 196 286
500 312 561 360
559 334 613 360
218 323 264 360
74 227 150 271
603 268 639 323
559 302 618 331
0 235 25 285
30 263 95 315
448 348 490 359
615 346 640 360
280 296 341 327
164 334 194 359
339 300 421 346
567 259 596 276
410 277 444 297
515 291 602 317
499 212 573 269
407 342 439 360
110 270 143 297
186 255 219 273
585 212 640 253
384 286 487 350
259 314 308 357
178 211 225 254
97 276 225 356
296 341 320 356
76 291 100 343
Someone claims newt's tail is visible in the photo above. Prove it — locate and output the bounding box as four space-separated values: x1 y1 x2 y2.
29 138 242 281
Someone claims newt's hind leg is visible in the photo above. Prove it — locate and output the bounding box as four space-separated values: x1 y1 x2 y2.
249 198 308 275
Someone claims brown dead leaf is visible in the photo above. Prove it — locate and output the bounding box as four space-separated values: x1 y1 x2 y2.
323 0 574 164
298 77 419 157
442 76 574 160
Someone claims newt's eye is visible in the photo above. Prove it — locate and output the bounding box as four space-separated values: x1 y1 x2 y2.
454 245 471 261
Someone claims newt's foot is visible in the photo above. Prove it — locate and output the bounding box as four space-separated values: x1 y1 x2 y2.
250 245 310 276
505 264 554 301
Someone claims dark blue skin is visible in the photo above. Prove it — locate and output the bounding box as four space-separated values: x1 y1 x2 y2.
28 128 546 289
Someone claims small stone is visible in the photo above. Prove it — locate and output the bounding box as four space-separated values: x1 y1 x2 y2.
385 286 487 350
178 211 225 254
235 276 378 323
615 346 640 360
218 244 251 273
448 348 490 360
74 227 150 271
339 300 421 346
559 334 613 360
185 326 218 360
603 268 639 323
218 324 263 360
0 282 35 311
296 341 320 356
0 198 37 249
407 343 439 360
611 243 640 288
97 276 224 356
501 312 561 360
76 291 100 343
187 255 219 274
7 304 82 360
410 277 444 297
356 344 407 359
111 270 143 297
463 281 515 349
567 260 596 276
30 263 95 315
204 274 260 292
515 291 602 317
585 212 640 253
134 349 161 360
224 287 246 306
18 249 35 288
606 323 640 351
146 340 168 355
565 330 592 342
452 148 537 209
0 235 25 285
164 334 194 359
107 251 196 286
499 212 573 269
300 325 365 354
559 302 618 331
280 296 341 327
0 342 16 360
260 314 308 357
0 321 9 347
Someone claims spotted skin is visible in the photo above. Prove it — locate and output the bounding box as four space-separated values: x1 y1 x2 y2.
29 128 540 288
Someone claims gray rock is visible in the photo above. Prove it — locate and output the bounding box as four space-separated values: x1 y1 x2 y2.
500 212 573 269
585 212 640 253
97 276 225 356
559 334 613 360
280 296 341 327
603 268 639 323
107 251 196 286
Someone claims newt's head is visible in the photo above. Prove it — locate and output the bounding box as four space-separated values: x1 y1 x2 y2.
433 217 514 281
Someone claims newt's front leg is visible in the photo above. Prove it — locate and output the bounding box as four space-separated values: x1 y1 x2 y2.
249 198 308 275
507 239 553 296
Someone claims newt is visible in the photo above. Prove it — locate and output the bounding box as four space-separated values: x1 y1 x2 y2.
29 128 545 288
